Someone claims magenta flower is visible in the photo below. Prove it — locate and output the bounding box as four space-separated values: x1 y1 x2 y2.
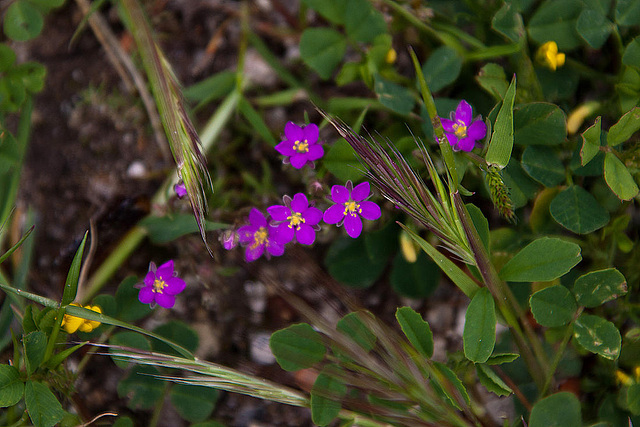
174 182 187 199
267 193 323 245
135 260 186 309
238 208 285 262
323 181 381 238
220 229 238 250
275 122 324 169
440 100 487 152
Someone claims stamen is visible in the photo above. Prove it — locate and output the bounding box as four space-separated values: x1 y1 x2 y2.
153 279 167 294
293 139 309 153
452 122 468 139
343 201 361 216
250 227 268 249
287 212 305 229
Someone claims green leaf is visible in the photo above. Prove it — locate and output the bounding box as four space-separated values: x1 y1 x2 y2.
502 158 539 208
0 364 23 407
336 311 376 352
323 138 363 182
529 285 577 327
24 381 65 427
325 236 387 288
373 74 414 116
627 383 640 415
527 0 583 50
616 0 640 26
422 46 463 93
431 361 470 410
62 232 87 306
499 237 582 282
604 152 639 200
476 63 509 100
117 365 165 410
390 251 439 298
486 352 520 365
573 313 621 360
344 0 386 43
576 9 613 49
170 384 219 423
492 3 525 42
115 276 153 322
467 203 489 250
300 28 346 80
581 116 601 165
301 0 345 24
0 43 16 71
238 96 277 146
521 146 565 187
139 214 227 244
476 364 512 396
24 331 47 375
463 288 496 363
270 323 325 371
109 332 151 369
152 320 199 355
395 306 433 358
608 106 640 146
623 37 640 69
184 70 236 105
529 392 581 427
17 62 46 94
514 103 567 146
112 417 134 427
310 365 347 426
549 185 610 234
573 268 628 307
3 1 44 41
486 75 516 169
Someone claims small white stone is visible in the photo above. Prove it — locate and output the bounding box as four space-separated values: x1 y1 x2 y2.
127 161 146 178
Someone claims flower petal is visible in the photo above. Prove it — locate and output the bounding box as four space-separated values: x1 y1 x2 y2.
144 271 155 287
457 137 475 152
323 204 345 224
275 140 295 156
164 277 187 295
344 214 363 238
296 224 316 245
455 100 473 125
248 208 267 227
351 181 370 201
302 123 319 144
245 244 264 262
267 205 290 221
284 122 303 141
138 286 155 304
359 201 381 220
290 153 309 169
267 238 285 256
155 293 176 309
302 206 323 225
330 185 349 203
467 120 487 141
156 260 175 280
446 133 459 147
441 118 455 132
238 225 257 244
290 193 309 212
307 144 324 161
272 223 294 244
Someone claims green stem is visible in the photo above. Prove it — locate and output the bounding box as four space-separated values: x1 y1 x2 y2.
149 383 170 427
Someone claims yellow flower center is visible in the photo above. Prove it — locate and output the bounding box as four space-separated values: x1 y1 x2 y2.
153 278 167 294
293 139 309 153
287 212 305 229
452 122 468 139
343 200 361 216
251 227 268 249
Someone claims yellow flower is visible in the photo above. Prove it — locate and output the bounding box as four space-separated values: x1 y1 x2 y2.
385 48 397 64
536 41 565 71
615 369 633 386
62 303 102 333
566 101 600 135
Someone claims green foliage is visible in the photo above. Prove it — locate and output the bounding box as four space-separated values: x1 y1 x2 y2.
499 237 582 282
573 313 621 360
24 381 65 427
310 366 347 426
514 103 567 146
0 365 23 407
300 28 346 80
269 323 326 371
572 268 627 307
463 288 496 363
529 392 581 427
529 285 577 327
395 306 434 358
336 311 377 352
139 214 227 244
169 384 219 423
117 365 165 410
422 47 463 93
486 76 516 169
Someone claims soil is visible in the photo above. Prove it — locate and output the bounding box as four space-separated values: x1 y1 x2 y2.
1 1 483 426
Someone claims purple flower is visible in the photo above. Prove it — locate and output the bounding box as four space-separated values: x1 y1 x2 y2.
323 181 381 238
238 208 285 262
220 229 239 250
135 260 186 309
440 100 487 152
174 182 187 199
267 193 323 245
275 122 324 169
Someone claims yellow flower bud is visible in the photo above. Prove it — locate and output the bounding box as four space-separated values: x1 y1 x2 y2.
62 303 102 334
566 101 600 135
536 41 565 71
616 369 633 386
385 48 397 64
400 230 418 263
